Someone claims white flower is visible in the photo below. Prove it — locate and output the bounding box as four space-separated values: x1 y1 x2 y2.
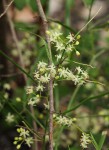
39 74 50 83
48 64 56 77
66 33 75 43
55 54 62 61
25 137 34 147
36 84 44 91
28 96 40 106
5 112 15 124
34 71 39 79
37 61 47 70
26 86 34 94
66 44 73 52
19 128 29 138
76 66 83 74
66 71 76 81
80 133 91 149
58 67 70 78
55 42 65 51
44 103 49 109
73 76 80 85
50 31 63 42
82 71 89 79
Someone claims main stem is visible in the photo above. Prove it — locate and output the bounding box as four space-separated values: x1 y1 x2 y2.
35 0 54 150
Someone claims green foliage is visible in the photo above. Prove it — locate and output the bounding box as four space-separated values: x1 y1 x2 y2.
14 0 27 10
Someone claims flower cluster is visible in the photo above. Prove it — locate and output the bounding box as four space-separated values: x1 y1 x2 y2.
25 24 89 111
46 23 81 61
13 128 34 149
53 113 77 127
80 133 91 149
26 61 88 106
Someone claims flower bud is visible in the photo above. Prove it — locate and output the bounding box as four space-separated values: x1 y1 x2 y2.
16 144 21 149
76 51 80 56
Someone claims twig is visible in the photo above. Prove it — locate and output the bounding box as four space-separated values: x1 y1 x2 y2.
3 1 38 150
35 0 54 150
75 6 102 37
0 0 14 18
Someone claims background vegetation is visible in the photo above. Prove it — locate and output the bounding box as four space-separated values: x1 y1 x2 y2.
0 0 109 150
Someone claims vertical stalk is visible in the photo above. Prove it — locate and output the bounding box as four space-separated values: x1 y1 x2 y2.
35 0 54 150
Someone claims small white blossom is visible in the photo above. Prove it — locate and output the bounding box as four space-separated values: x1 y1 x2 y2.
55 54 62 61
39 74 50 83
55 42 65 51
66 44 73 52
73 76 80 85
26 86 34 94
25 137 34 147
66 33 75 43
80 133 91 149
28 96 40 106
50 31 63 42
34 71 40 79
37 61 47 71
36 84 44 92
66 71 76 81
5 112 15 124
19 128 29 138
76 66 83 74
48 64 56 77
82 71 89 79
44 103 49 109
58 67 69 78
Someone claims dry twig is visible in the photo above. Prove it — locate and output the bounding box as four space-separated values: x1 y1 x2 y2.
0 0 14 18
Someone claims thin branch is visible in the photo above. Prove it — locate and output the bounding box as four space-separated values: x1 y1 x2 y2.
0 0 14 18
75 6 102 36
35 0 54 150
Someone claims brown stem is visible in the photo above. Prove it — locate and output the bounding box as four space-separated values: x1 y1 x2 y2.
35 0 54 150
3 1 38 150
0 0 13 18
